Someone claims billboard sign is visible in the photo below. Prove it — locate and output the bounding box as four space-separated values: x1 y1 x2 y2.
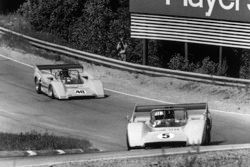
130 0 250 22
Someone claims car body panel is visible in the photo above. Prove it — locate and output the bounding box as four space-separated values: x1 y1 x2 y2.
34 64 104 99
143 127 187 144
184 115 206 145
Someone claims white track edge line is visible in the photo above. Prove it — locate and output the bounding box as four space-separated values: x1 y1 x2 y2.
56 150 66 155
26 150 37 156
104 89 250 116
0 53 249 116
104 88 173 104
0 54 33 68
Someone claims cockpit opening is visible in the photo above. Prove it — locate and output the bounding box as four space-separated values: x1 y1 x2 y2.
150 108 187 127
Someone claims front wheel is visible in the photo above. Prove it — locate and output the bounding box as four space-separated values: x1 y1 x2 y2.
205 131 211 145
205 121 211 145
202 129 211 145
48 85 55 99
35 78 42 94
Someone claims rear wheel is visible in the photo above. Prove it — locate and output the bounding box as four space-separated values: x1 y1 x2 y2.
202 127 211 145
126 133 132 151
205 120 211 145
48 85 55 99
35 78 42 94
206 130 211 145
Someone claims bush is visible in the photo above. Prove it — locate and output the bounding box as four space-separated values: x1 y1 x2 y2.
168 54 197 72
18 0 58 31
240 50 250 79
18 0 140 60
0 0 26 14
0 131 93 151
195 57 218 75
168 54 186 70
168 55 220 75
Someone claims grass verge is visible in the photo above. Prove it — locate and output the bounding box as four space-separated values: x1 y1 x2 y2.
0 131 96 152
53 149 250 167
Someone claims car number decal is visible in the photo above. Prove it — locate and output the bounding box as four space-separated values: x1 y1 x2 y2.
158 133 175 139
75 90 86 94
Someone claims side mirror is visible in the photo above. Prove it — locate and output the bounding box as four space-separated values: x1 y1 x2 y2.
47 77 54 81
82 76 88 80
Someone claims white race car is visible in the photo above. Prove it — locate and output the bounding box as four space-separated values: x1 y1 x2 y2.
34 64 104 99
126 103 212 150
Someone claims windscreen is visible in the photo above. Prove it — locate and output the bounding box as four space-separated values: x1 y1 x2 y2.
150 109 187 127
55 69 83 84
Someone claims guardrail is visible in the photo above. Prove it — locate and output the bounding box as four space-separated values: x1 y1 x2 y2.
3 144 250 167
1 26 250 88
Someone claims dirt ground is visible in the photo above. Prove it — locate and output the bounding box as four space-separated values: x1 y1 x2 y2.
0 43 250 115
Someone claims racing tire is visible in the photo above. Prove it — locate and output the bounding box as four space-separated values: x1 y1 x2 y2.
205 121 211 145
126 133 132 151
206 131 211 145
35 78 42 94
202 130 211 145
48 85 55 99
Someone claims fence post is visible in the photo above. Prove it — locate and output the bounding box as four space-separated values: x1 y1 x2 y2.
143 39 148 65
219 46 223 70
185 42 189 67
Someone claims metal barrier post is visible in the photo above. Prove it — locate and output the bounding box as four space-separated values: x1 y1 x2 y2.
143 39 148 65
185 42 189 67
219 46 223 70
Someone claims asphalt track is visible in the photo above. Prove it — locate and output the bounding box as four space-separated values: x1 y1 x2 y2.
1 53 250 166
0 54 159 151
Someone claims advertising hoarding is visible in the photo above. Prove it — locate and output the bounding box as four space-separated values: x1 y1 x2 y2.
130 0 250 49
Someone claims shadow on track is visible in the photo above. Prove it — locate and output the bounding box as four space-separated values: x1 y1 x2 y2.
210 140 225 145
68 94 110 101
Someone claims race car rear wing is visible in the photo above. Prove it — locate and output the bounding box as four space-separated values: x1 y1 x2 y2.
129 103 209 122
134 103 208 113
36 64 83 70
